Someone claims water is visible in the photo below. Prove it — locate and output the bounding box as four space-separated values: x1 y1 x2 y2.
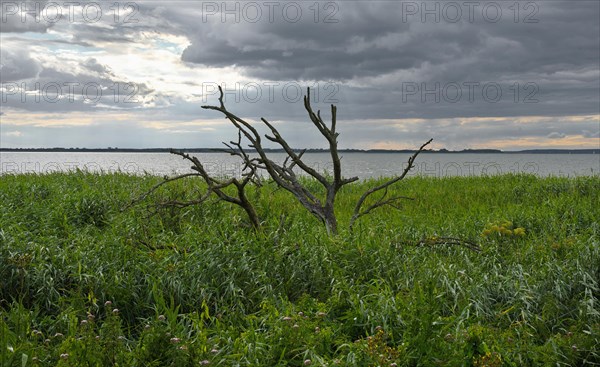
1 151 598 178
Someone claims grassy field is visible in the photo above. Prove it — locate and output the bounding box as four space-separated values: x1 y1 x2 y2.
1 172 598 366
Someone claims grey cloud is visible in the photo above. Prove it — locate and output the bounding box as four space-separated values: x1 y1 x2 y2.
0 15 52 33
0 48 42 81
547 132 566 139
0 0 53 33
582 130 600 138
176 1 599 118
83 58 115 77
179 2 599 80
1 57 158 112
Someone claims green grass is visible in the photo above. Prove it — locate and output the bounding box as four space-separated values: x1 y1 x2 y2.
1 172 598 366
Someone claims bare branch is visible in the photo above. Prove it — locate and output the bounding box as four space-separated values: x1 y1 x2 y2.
126 141 262 229
155 196 212 209
201 86 362 234
354 195 415 220
200 86 428 235
123 172 202 211
350 138 433 230
416 236 481 252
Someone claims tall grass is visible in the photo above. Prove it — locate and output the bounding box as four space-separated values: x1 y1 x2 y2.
1 172 598 366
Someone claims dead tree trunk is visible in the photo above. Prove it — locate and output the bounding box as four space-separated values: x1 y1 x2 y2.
202 87 358 235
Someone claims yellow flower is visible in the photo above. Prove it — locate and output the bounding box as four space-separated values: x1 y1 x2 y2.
513 228 525 236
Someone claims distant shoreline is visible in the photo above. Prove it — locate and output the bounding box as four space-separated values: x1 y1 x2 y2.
1 148 598 154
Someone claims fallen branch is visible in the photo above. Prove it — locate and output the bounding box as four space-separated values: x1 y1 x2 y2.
416 236 481 252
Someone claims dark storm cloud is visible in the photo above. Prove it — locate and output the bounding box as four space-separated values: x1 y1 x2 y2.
180 2 599 79
177 1 599 118
180 2 416 80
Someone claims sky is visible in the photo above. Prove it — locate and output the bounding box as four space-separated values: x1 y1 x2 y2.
0 0 599 150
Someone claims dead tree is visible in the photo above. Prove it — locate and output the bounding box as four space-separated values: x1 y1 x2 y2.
201 87 431 235
131 86 431 235
201 87 359 235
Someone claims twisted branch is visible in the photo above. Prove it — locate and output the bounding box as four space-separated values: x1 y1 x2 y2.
202 86 359 234
350 138 433 230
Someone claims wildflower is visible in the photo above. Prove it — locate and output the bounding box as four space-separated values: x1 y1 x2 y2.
80 320 88 325
282 316 292 321
314 327 320 333
170 337 181 344
200 360 210 365
144 324 151 330
513 227 525 236
87 313 95 321
292 324 299 329
104 301 112 307
53 333 63 338
571 345 577 351
304 359 312 366
112 308 119 315
298 311 304 316
158 314 166 321
375 325 383 331
316 312 326 317
211 348 219 353
390 364 398 367
60 353 69 360
179 345 188 350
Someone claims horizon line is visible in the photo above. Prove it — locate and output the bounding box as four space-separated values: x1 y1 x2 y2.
1 147 599 154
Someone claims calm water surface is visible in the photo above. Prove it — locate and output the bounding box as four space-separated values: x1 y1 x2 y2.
1 152 598 178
